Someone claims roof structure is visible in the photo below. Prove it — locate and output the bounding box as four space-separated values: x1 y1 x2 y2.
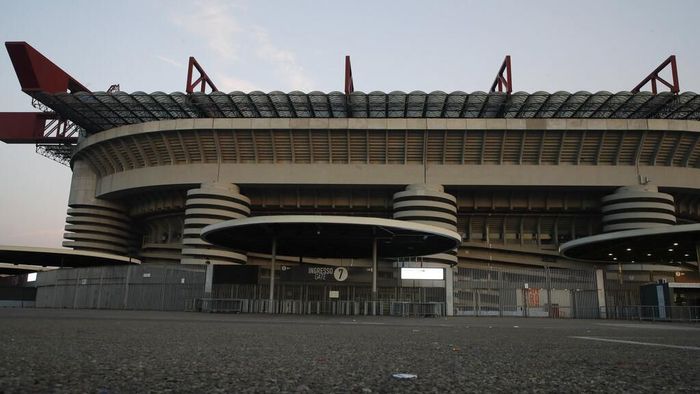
201 215 462 259
33 90 700 134
559 223 700 269
0 245 141 269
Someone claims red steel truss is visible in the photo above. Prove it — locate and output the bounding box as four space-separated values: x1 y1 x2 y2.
490 55 512 94
631 55 680 94
0 112 78 144
5 42 90 94
345 55 354 95
186 57 218 93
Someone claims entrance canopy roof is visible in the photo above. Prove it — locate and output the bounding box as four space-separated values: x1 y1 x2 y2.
0 245 141 270
0 263 58 275
560 224 700 268
201 215 461 259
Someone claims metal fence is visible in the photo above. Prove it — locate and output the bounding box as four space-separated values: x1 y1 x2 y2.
206 283 447 316
605 305 700 322
35 265 206 311
30 264 699 322
189 298 444 316
453 266 600 318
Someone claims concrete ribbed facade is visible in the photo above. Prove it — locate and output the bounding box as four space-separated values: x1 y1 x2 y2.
181 183 250 265
62 160 132 255
58 117 700 272
601 185 676 232
393 184 458 266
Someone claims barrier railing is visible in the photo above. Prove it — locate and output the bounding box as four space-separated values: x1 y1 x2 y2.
604 305 700 322
189 298 445 317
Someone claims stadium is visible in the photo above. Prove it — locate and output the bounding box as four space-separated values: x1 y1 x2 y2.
1 42 699 318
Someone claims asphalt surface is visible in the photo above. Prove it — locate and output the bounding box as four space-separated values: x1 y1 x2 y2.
0 309 699 393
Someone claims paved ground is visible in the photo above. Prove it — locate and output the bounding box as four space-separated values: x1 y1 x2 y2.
0 309 699 393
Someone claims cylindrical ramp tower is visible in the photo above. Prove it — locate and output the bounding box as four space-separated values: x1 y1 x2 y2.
393 184 459 266
63 160 132 255
601 184 676 233
181 183 249 265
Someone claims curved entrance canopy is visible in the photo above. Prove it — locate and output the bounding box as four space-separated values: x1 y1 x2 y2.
0 245 141 271
559 224 700 269
201 215 462 258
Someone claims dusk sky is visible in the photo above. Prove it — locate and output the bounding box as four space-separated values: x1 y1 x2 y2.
1 0 699 247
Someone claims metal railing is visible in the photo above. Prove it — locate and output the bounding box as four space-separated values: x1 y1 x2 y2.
604 305 700 322
189 298 446 317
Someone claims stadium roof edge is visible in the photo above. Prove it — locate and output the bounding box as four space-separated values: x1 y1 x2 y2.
27 90 700 135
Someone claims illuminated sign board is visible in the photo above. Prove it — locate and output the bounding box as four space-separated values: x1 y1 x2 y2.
400 268 444 280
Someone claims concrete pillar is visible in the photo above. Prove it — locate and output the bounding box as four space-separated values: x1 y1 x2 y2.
63 159 131 255
601 184 676 233
393 183 459 316
180 182 249 265
595 268 607 319
204 263 214 296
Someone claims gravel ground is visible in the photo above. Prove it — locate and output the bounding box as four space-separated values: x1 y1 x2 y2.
0 309 699 393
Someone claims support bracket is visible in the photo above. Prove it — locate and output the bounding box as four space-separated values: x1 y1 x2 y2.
489 55 512 94
186 57 218 94
631 55 679 94
345 55 354 95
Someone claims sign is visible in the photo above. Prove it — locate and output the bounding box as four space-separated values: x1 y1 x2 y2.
329 290 340 299
526 288 540 306
279 264 370 283
400 268 444 280
333 267 348 282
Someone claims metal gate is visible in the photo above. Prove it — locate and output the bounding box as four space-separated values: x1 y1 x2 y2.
454 266 599 318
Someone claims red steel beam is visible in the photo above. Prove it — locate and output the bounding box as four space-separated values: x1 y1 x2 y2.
631 55 679 94
5 42 90 94
0 112 77 144
345 55 354 95
186 57 218 93
489 55 512 94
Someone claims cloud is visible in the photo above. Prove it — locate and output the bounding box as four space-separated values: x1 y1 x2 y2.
170 0 242 61
168 0 315 91
216 75 262 93
155 55 185 69
252 27 315 91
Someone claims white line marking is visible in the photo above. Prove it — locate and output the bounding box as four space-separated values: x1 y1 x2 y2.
596 323 700 331
570 336 700 351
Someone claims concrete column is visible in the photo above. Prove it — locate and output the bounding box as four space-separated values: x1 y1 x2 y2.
372 238 378 300
601 184 676 233
445 266 454 316
63 159 131 255
204 263 214 296
181 182 249 265
393 183 459 316
595 268 607 319
268 237 277 313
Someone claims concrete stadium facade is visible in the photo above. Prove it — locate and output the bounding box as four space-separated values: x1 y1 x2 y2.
57 115 700 315
4 42 700 316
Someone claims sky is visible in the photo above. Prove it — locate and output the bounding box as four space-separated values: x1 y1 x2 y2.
1 0 699 247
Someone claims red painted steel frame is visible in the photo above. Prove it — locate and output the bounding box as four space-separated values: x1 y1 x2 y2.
489 55 512 94
345 55 354 95
5 42 90 94
0 112 77 144
186 57 218 93
631 55 680 94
